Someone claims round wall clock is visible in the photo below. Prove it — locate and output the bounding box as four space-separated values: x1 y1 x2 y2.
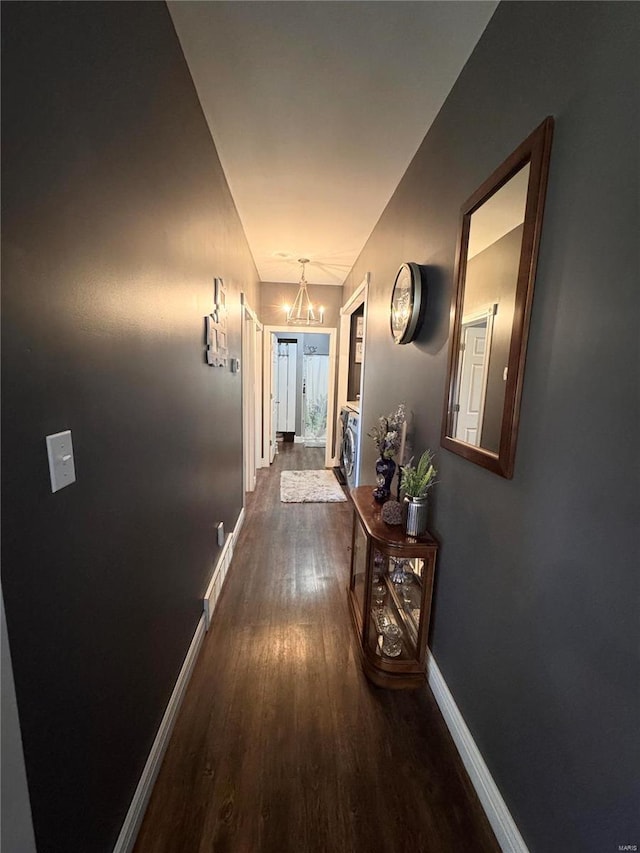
390 262 426 344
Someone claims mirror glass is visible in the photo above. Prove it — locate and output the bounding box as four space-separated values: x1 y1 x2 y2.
452 163 529 451
441 118 554 478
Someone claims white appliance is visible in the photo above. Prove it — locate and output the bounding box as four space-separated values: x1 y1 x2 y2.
342 410 360 489
338 407 351 483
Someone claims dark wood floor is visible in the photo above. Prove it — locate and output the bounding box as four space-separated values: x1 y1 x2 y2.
134 443 499 853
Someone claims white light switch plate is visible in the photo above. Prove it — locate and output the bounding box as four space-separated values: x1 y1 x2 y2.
46 430 76 492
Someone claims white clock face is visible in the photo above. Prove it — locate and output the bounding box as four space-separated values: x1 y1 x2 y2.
391 264 422 344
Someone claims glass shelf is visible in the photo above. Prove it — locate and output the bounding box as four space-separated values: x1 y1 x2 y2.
367 604 412 661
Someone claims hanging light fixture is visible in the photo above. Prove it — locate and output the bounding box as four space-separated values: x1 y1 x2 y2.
286 258 324 325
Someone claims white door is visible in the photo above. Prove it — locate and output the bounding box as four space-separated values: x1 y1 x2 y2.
255 328 264 467
275 341 297 433
270 334 278 463
455 323 488 445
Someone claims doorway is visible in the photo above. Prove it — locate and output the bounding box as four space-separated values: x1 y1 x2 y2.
262 325 337 469
335 274 368 483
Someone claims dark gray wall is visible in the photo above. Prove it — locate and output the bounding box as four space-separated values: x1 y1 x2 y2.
1 3 259 851
344 3 639 850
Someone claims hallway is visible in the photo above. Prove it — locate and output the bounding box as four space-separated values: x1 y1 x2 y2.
134 444 499 853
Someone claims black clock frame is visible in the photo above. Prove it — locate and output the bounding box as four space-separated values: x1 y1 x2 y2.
390 262 426 345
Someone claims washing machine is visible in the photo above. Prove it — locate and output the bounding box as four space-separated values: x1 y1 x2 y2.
338 407 351 483
342 411 360 490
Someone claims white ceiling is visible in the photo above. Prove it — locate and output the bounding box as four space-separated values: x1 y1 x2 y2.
168 1 498 286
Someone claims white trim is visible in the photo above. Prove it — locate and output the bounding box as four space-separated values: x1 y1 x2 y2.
241 293 261 492
235 505 246 539
240 292 262 329
340 272 370 314
256 327 266 468
113 615 206 853
203 507 246 629
427 651 529 853
114 504 246 853
336 275 369 479
264 332 278 464
203 537 233 629
461 302 498 326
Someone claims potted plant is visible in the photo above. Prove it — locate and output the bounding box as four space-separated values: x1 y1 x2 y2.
367 403 406 502
400 450 437 536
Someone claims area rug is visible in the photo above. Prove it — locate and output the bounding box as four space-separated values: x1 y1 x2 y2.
280 470 347 503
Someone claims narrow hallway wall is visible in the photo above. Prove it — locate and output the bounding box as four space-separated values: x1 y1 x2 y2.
1 3 259 850
344 3 639 851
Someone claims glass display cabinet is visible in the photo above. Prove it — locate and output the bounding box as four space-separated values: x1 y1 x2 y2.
348 486 438 689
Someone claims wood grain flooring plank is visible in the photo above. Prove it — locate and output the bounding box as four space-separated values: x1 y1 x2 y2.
134 444 499 853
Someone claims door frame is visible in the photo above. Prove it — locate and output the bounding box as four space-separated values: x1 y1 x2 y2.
262 324 337 469
335 274 369 478
241 294 263 492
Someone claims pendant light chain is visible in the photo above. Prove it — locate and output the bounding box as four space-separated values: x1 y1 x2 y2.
287 258 324 325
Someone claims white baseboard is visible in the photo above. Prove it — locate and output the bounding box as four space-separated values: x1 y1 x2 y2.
235 506 246 539
203 507 246 629
113 614 206 853
113 505 247 852
427 651 528 853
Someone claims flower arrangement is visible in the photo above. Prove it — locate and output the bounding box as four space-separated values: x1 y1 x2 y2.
400 450 437 498
368 403 406 460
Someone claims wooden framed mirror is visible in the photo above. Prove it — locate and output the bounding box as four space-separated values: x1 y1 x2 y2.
441 117 554 478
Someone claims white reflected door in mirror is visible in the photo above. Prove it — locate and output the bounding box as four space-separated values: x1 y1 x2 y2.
454 312 494 446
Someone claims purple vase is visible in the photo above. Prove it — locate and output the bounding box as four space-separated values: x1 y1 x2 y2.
373 457 396 503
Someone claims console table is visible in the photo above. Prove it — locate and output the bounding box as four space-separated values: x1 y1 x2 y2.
347 486 438 689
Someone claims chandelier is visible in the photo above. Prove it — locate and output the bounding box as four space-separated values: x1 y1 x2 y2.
286 258 324 325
